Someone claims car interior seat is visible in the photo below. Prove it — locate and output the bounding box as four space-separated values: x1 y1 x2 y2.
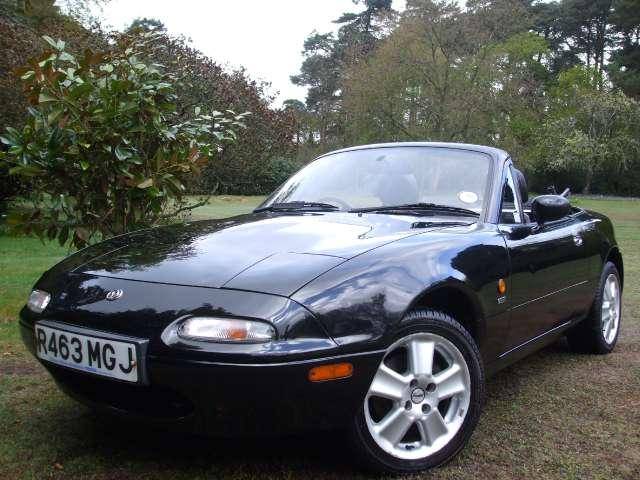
377 173 419 205
513 168 530 223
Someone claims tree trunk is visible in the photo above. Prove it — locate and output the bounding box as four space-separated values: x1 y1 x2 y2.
582 168 593 194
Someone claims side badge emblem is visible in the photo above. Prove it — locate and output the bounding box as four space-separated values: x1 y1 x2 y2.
105 289 124 301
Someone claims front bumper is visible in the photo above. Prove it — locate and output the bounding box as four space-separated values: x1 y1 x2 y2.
20 319 383 436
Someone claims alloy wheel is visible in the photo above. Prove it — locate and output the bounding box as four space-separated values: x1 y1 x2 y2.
363 332 471 460
601 273 621 344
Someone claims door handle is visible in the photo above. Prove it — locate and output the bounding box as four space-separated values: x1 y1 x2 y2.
573 234 583 246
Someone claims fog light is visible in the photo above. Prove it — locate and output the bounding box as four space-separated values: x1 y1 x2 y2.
178 317 276 343
309 363 354 382
27 289 50 313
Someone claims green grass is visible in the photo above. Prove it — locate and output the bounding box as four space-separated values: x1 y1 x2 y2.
188 195 264 221
0 195 638 479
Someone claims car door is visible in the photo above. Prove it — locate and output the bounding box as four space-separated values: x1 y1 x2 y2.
499 164 591 351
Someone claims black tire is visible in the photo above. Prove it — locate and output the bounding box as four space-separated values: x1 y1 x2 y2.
567 262 622 354
349 310 484 474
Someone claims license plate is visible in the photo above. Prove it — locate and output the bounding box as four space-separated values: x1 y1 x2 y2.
35 322 145 383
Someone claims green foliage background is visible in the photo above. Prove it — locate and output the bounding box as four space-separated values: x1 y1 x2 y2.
0 0 298 212
288 0 640 196
2 0 640 233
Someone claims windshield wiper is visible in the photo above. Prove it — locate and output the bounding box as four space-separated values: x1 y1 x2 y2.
349 203 479 217
254 201 340 213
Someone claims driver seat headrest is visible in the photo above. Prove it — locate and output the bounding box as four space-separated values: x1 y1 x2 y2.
513 168 528 203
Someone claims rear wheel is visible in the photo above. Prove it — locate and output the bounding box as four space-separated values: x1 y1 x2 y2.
350 310 484 474
567 262 622 354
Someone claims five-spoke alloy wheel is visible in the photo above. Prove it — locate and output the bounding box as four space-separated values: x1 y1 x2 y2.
364 332 471 460
350 310 484 474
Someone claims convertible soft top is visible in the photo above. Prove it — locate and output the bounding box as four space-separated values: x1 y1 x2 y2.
320 141 511 165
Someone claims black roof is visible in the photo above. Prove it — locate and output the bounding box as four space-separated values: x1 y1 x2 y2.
318 142 509 165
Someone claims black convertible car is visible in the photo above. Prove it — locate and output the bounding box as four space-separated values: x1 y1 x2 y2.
20 142 623 473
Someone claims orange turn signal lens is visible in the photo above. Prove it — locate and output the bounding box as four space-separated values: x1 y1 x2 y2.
308 362 354 382
498 278 507 295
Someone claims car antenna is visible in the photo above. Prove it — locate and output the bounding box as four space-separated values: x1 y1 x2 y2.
560 187 571 198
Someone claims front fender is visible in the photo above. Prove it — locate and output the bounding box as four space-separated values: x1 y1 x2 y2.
291 224 509 354
583 210 623 286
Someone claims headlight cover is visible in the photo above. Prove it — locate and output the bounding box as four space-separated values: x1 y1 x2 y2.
178 317 276 343
27 289 51 313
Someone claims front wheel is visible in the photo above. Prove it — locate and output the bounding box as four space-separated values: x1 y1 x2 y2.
350 310 484 474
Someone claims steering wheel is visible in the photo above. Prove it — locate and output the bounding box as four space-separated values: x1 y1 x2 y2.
318 197 352 211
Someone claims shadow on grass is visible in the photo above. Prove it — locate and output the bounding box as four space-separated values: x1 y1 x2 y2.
85 419 355 475
27 397 359 478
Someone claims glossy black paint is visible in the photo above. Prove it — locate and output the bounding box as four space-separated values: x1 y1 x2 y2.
19 142 623 435
69 213 425 292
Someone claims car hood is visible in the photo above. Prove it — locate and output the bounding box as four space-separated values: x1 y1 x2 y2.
65 212 469 296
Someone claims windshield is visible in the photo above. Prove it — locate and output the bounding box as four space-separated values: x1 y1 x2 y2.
258 146 492 215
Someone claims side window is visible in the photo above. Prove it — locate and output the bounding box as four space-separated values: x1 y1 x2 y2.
500 166 522 224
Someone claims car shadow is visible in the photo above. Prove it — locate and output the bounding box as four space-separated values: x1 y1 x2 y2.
78 412 358 477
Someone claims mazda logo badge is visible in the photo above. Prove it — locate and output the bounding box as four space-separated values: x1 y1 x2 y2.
105 289 124 301
411 388 426 404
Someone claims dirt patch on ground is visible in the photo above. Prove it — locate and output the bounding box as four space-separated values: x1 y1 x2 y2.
0 357 41 376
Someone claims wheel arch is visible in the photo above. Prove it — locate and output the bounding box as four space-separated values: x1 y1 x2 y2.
404 282 485 348
605 246 624 291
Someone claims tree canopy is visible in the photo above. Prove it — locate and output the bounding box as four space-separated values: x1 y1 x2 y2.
288 0 640 195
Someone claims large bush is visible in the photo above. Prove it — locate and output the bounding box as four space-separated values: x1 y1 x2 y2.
0 1 106 208
132 32 297 195
1 6 299 211
0 33 246 247
201 156 302 195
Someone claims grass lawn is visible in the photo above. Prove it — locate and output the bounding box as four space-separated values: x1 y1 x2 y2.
0 196 638 479
188 195 264 221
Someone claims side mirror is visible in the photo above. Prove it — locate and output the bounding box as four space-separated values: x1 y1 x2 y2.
500 223 533 240
531 195 571 224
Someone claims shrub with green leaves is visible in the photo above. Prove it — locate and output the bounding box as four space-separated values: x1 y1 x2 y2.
0 32 247 248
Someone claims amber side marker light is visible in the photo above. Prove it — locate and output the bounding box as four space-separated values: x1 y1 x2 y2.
498 278 507 295
309 363 354 382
